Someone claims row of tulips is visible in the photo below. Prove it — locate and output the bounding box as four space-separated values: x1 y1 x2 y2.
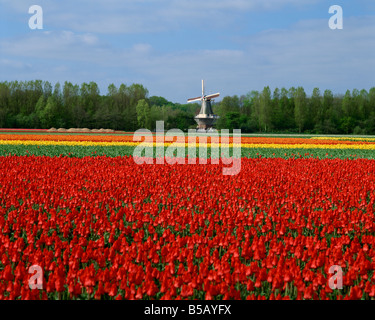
1 134 375 145
0 144 371 159
1 155 375 299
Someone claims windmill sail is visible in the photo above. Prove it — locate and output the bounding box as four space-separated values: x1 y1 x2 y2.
187 80 220 130
187 80 220 102
205 93 220 100
187 96 203 103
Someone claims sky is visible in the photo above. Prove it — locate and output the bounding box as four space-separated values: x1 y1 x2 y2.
0 0 374 103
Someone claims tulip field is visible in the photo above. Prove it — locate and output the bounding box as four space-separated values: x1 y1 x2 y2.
2 130 375 300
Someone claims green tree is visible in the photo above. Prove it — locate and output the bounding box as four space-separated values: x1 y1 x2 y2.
241 93 253 117
43 81 53 98
225 112 241 131
217 96 240 129
136 99 151 129
149 105 164 127
342 90 353 118
0 83 10 127
271 88 283 130
358 89 369 120
310 88 321 129
259 86 272 132
294 87 307 133
149 96 170 107
166 110 195 131
279 88 294 130
36 96 60 128
340 116 356 134
247 91 261 131
62 81 80 128
35 96 46 128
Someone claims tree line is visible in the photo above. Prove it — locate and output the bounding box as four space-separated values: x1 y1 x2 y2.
0 80 198 131
215 86 375 134
1 80 374 134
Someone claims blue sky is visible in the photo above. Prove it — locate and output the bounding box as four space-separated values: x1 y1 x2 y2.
0 0 374 103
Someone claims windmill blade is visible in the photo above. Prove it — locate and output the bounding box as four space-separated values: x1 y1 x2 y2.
187 96 202 103
205 93 220 100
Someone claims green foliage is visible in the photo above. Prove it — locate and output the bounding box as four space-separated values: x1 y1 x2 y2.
294 87 307 133
259 86 272 132
234 86 375 134
0 80 149 131
1 80 375 134
216 96 240 129
149 96 170 107
136 99 151 130
224 112 242 131
339 116 356 134
166 110 195 131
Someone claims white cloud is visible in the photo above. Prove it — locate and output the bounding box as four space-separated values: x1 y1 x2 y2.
0 31 100 61
168 0 321 11
244 16 375 92
0 15 374 102
0 58 32 69
1 0 324 34
132 43 152 54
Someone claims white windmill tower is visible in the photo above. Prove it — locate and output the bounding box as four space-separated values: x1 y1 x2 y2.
187 80 220 131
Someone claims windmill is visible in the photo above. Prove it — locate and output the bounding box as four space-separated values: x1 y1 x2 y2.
187 80 220 131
